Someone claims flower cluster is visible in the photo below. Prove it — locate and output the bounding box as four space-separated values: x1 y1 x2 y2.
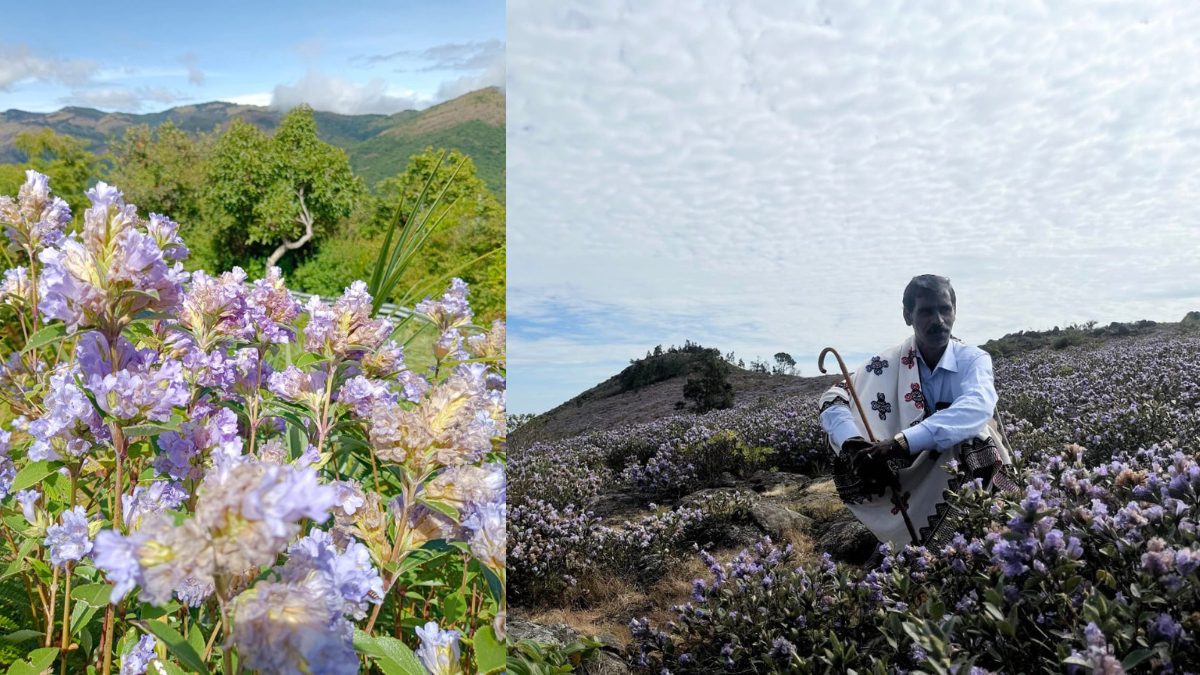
0 174 506 674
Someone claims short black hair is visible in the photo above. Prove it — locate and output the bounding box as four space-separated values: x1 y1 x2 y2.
903 275 955 314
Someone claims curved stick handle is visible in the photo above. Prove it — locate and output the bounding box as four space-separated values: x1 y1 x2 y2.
818 347 877 443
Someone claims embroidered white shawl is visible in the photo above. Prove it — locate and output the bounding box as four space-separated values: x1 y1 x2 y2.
818 336 1013 547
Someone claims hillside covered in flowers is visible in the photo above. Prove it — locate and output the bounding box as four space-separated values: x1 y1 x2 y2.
509 326 1199 673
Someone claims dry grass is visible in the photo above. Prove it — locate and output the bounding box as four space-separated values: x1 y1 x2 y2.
518 530 826 650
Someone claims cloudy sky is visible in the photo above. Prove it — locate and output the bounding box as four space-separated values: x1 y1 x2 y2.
508 0 1200 414
0 1 504 114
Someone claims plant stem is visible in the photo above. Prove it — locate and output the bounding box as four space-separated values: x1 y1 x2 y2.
59 564 72 674
45 565 58 647
100 604 114 675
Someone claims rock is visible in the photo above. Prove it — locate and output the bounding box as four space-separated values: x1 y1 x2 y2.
749 501 813 539
508 619 632 675
677 486 758 510
747 470 812 497
816 518 878 565
580 650 632 675
714 471 738 487
588 491 647 525
507 618 580 648
786 478 852 524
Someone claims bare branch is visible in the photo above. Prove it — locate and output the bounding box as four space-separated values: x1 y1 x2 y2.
265 188 316 269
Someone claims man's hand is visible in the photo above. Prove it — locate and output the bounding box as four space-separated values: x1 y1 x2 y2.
842 437 905 496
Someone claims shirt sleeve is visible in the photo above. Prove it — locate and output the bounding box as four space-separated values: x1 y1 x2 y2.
819 402 861 453
901 351 997 453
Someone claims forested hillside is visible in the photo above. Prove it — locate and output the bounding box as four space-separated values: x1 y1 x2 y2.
0 88 505 323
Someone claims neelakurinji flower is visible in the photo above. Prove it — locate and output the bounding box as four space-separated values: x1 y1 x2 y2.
415 277 473 333
462 501 505 571
231 576 358 675
303 280 392 360
38 181 188 337
45 506 93 566
119 634 158 675
155 405 243 480
278 529 384 619
415 621 464 675
0 170 69 254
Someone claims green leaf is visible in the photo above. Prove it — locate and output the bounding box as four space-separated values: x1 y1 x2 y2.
70 601 99 637
442 592 467 624
417 498 460 522
353 630 426 675
186 624 206 664
156 662 188 675
125 415 184 437
21 323 67 354
71 583 114 608
8 647 58 675
1 538 37 580
0 630 40 644
473 626 505 675
1121 649 1155 670
133 620 207 673
10 461 57 493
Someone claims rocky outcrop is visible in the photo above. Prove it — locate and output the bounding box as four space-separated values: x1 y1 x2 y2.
508 619 631 675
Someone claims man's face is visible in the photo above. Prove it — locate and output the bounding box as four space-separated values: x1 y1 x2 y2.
905 287 955 352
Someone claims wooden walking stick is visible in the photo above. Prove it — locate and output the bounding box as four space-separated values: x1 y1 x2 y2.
819 347 921 546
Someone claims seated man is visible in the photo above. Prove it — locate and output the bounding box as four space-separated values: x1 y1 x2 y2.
818 274 1019 550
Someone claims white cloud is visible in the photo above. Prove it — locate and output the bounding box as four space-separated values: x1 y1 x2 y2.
507 0 1200 412
0 44 96 90
60 86 188 112
223 92 272 107
435 49 505 101
271 71 427 114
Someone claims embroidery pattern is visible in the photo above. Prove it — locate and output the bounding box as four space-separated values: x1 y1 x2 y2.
866 356 888 375
901 349 916 369
904 382 926 410
870 392 891 420
819 397 849 414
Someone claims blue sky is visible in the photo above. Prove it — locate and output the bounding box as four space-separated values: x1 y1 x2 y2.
508 0 1200 414
0 1 504 113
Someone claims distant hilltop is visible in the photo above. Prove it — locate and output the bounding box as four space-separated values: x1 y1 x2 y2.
0 87 505 197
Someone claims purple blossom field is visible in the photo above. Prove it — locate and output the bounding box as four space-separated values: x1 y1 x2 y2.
509 331 1200 673
0 172 506 674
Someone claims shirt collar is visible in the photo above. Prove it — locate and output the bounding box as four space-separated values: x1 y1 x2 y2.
915 341 959 373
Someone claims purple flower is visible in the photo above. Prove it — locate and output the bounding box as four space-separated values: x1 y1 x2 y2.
279 529 384 619
156 406 243 480
415 278 473 332
303 281 392 360
244 266 300 344
122 481 188 529
336 376 397 417
1149 613 1182 643
45 506 92 566
14 489 39 524
0 170 69 252
232 579 357 675
119 634 157 675
462 502 505 570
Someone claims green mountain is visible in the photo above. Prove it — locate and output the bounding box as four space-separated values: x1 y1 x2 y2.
0 87 505 198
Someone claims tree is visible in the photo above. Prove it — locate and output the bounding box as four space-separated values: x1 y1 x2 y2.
682 351 735 413
773 352 797 376
11 129 103 217
207 106 363 273
106 122 215 270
